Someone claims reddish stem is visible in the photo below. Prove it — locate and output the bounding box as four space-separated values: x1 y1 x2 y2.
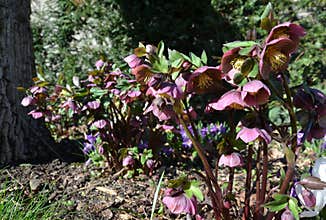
243 144 253 220
254 145 262 220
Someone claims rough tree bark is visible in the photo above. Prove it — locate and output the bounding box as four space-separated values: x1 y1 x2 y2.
0 0 60 165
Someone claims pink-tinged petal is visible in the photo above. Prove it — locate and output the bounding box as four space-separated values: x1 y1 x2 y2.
21 96 34 107
236 127 271 144
301 189 316 208
162 192 197 215
87 101 100 109
241 80 271 106
157 82 183 99
281 208 295 220
219 153 243 167
124 54 142 68
221 47 241 74
122 155 135 166
187 66 224 94
95 59 104 70
28 110 43 119
260 38 296 79
208 90 247 111
266 22 306 46
131 64 153 84
92 119 107 129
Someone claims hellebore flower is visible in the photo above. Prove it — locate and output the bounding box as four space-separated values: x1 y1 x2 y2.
124 54 142 68
131 64 153 85
281 208 295 220
144 97 175 121
28 110 43 119
92 119 107 129
260 37 296 79
221 47 256 85
207 90 247 111
241 80 271 106
87 100 100 110
162 188 197 215
187 66 224 94
122 155 135 167
236 126 271 144
21 96 35 107
293 88 325 111
266 22 306 47
156 82 183 99
95 59 104 70
218 153 243 167
295 157 326 218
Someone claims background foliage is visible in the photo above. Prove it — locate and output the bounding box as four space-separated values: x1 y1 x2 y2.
31 0 325 89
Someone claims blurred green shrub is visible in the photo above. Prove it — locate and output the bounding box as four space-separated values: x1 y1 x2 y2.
31 0 325 88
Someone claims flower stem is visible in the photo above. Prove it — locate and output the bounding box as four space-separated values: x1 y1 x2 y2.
243 144 253 220
178 115 230 219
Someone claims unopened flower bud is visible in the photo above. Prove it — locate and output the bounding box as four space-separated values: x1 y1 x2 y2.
281 208 294 220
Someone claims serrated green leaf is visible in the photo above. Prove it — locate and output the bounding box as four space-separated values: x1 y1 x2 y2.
201 50 207 65
152 56 169 73
190 52 201 67
223 41 257 51
171 58 184 68
288 198 300 220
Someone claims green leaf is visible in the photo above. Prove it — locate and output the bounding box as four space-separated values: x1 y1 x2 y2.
171 58 184 69
288 198 300 220
152 56 169 73
248 62 258 78
201 50 207 65
260 2 273 20
190 52 201 67
223 41 257 52
157 41 165 58
239 47 253 56
90 87 108 98
284 146 295 164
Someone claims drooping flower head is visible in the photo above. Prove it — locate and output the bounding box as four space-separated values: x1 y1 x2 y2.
122 155 135 167
187 66 224 94
162 188 197 215
124 54 143 68
236 126 271 144
295 157 326 218
221 47 256 85
131 64 153 85
207 90 247 111
266 22 306 47
218 153 244 167
260 38 296 79
241 80 271 106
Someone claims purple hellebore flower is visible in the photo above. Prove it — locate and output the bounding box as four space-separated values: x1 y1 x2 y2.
30 86 47 95
28 110 43 119
293 88 325 111
92 119 107 129
144 97 175 121
21 96 35 107
87 100 100 110
122 155 135 167
218 153 243 168
162 188 197 215
207 90 247 111
260 37 296 79
146 159 155 169
124 54 142 68
241 80 271 106
187 66 224 94
265 22 306 47
95 59 104 70
131 64 153 85
236 126 271 144
156 82 183 99
61 98 78 112
281 208 295 220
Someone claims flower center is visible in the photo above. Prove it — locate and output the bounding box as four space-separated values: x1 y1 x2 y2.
231 57 246 71
197 74 213 89
270 27 290 40
266 48 288 71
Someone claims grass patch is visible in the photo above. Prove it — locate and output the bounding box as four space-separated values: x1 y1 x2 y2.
0 180 63 220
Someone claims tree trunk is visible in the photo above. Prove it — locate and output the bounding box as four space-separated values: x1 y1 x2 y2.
0 0 59 165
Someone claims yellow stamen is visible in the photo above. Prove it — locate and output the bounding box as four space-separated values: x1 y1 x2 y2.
271 27 290 40
266 48 288 71
198 74 213 89
231 57 246 71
